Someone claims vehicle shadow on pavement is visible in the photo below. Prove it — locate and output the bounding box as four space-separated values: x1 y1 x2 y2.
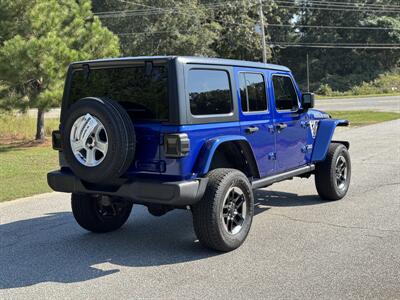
253 190 324 215
0 206 219 289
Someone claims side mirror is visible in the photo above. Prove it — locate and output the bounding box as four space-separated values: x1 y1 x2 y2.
301 92 315 110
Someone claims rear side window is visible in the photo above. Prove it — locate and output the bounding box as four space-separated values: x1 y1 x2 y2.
272 75 299 111
239 73 267 112
188 69 233 116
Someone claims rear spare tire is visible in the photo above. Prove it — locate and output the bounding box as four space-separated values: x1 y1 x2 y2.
61 97 135 183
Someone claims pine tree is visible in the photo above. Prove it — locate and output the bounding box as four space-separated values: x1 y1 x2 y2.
0 0 120 140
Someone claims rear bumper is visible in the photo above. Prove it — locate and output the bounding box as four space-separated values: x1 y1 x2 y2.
47 170 208 206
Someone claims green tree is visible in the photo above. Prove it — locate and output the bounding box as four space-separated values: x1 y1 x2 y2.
92 0 294 61
92 0 221 56
208 0 268 61
281 0 400 91
0 0 120 140
201 0 294 62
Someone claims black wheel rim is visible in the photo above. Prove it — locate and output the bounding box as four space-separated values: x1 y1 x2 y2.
95 195 127 220
335 155 348 190
221 187 247 235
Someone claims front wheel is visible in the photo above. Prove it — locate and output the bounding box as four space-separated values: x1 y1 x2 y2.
71 193 133 233
315 143 351 200
192 169 254 252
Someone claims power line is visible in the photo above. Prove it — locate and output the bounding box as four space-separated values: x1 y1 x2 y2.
273 2 400 13
95 0 400 18
95 0 251 18
272 42 400 45
273 0 400 11
291 0 400 10
116 29 400 47
117 0 198 18
269 42 400 49
268 23 400 31
270 44 400 49
203 0 400 10
99 11 400 32
98 0 400 44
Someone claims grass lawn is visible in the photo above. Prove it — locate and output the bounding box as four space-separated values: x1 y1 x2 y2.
0 113 59 141
327 111 400 126
0 144 58 202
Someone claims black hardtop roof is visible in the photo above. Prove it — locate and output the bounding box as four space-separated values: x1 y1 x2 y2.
73 56 291 72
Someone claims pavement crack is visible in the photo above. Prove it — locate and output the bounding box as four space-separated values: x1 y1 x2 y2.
268 212 400 233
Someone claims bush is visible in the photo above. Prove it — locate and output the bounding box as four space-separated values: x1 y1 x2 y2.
316 84 333 96
315 70 400 97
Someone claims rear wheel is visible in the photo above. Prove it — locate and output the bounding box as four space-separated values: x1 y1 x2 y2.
71 193 133 233
315 143 351 200
192 169 254 252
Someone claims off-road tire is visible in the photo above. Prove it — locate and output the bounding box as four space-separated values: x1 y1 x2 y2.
192 169 254 252
315 143 351 200
71 193 133 233
61 97 135 183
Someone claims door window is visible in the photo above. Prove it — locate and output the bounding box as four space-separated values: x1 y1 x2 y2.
239 73 267 112
272 75 299 111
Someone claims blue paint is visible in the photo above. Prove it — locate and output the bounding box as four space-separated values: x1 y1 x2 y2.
124 63 348 182
234 67 275 178
194 135 250 175
311 119 349 162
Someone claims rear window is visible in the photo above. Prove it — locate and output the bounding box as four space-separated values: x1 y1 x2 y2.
188 69 233 116
69 65 169 121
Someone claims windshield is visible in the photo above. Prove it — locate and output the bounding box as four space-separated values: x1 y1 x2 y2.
69 65 169 121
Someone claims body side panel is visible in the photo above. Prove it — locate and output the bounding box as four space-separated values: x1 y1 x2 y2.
234 67 276 178
311 119 349 162
267 71 310 172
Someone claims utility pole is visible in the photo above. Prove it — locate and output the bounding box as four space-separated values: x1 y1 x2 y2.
258 0 267 63
306 53 310 92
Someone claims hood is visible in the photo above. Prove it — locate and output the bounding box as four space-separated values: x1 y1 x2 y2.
307 109 331 120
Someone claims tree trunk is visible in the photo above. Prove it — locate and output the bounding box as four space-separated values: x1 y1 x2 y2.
35 108 45 141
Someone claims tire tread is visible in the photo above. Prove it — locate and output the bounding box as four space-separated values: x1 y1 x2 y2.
315 143 351 200
192 168 253 252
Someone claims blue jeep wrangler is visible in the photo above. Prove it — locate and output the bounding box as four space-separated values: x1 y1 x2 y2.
48 56 351 251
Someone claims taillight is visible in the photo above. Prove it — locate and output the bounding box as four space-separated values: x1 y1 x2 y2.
164 133 190 158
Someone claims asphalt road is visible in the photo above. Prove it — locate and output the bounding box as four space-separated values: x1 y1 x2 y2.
316 95 400 112
1 120 399 299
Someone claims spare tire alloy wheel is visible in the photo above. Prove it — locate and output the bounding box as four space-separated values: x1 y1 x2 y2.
62 97 136 184
70 114 109 167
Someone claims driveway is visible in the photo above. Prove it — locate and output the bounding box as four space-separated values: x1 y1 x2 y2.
1 120 399 299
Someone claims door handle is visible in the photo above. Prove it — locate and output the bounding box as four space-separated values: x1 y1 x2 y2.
276 123 288 131
246 126 259 134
